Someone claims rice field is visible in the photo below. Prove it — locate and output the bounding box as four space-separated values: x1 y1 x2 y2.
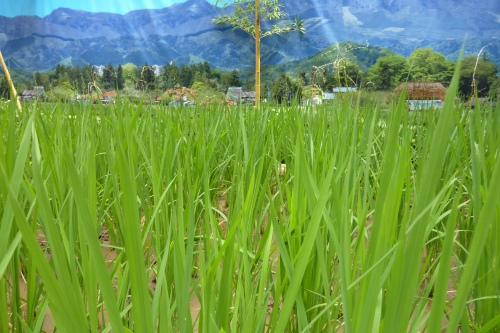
1 72 499 332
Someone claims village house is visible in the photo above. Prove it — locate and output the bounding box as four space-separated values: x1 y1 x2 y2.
226 87 256 105
20 86 45 101
394 82 447 110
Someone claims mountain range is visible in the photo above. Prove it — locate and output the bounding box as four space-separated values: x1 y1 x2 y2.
0 0 499 72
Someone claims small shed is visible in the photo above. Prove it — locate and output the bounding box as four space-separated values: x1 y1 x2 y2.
394 82 447 101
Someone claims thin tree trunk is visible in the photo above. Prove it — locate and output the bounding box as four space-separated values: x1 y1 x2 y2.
255 0 261 108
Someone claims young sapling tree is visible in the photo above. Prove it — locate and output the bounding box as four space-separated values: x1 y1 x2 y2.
213 0 304 107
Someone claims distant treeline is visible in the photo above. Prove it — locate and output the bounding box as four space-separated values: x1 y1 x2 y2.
1 47 499 102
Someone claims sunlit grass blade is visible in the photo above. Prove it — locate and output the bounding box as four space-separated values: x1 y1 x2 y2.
446 136 500 332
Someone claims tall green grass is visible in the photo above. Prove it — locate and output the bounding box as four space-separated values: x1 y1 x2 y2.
0 77 499 332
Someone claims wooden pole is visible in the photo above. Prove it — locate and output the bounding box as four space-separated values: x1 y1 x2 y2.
0 50 22 112
255 0 261 108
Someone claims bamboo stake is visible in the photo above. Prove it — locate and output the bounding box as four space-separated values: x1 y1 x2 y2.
255 0 261 109
0 50 22 112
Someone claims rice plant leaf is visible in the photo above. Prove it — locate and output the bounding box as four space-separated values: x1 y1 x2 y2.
115 139 154 332
446 144 500 332
383 47 463 333
0 232 21 279
0 162 84 333
274 138 336 333
64 149 126 333
0 111 34 268
427 188 461 332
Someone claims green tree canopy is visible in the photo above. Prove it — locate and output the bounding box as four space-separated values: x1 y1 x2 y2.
362 55 409 90
140 63 156 90
459 55 498 97
489 77 500 100
122 63 138 83
271 73 301 104
220 69 242 92
408 48 454 85
314 60 361 91
102 63 116 90
116 64 125 90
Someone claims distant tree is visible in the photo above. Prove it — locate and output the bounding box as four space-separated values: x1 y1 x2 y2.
141 63 156 90
315 60 361 90
220 69 242 92
489 77 500 100
179 64 193 87
33 71 50 90
116 64 125 90
301 84 323 100
243 78 254 92
68 67 86 94
213 0 304 107
102 63 116 90
297 70 308 86
161 63 180 89
408 48 454 85
271 73 300 104
230 69 242 87
0 77 10 99
362 55 409 90
262 83 270 100
50 64 72 87
122 63 138 82
333 60 362 87
459 55 498 97
48 82 74 102
192 81 225 104
82 64 95 87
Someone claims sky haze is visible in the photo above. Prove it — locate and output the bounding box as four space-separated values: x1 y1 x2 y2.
2 0 201 18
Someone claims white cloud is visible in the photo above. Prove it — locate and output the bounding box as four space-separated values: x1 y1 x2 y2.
382 27 405 33
342 7 363 27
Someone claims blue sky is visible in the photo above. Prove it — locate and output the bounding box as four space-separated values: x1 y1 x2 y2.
2 0 214 18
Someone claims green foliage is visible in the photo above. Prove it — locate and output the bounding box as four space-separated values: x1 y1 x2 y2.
220 70 242 92
160 61 218 91
33 71 50 89
271 73 301 104
301 84 323 100
1 77 499 332
362 54 409 90
191 81 226 104
312 59 362 90
102 63 116 90
277 42 393 75
213 0 304 39
116 64 125 90
459 55 498 97
122 63 139 82
140 63 156 91
0 77 9 99
47 85 74 102
408 48 455 85
489 77 500 100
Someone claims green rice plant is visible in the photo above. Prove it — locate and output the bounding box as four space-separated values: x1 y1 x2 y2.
0 69 498 333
